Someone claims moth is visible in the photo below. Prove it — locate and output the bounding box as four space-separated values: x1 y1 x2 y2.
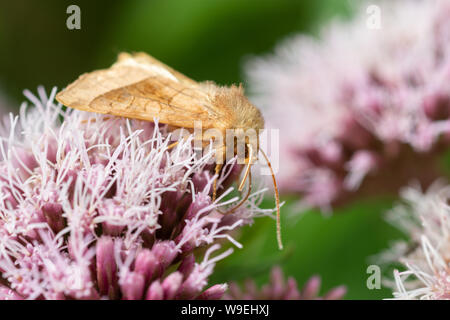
56 52 282 249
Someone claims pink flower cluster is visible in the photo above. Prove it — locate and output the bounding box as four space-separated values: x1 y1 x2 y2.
247 0 450 211
223 266 346 300
381 181 450 300
0 87 270 300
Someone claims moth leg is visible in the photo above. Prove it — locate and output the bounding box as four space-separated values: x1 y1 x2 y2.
212 163 223 202
238 143 254 192
167 132 192 150
167 140 180 150
211 142 227 202
218 143 254 214
219 169 252 215
80 116 111 124
147 134 188 159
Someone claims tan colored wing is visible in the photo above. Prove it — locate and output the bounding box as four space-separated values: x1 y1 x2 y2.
56 52 228 129
119 52 198 86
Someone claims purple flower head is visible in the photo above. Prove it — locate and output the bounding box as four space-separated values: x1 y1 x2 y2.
247 0 450 211
222 266 346 300
0 87 271 300
380 181 450 300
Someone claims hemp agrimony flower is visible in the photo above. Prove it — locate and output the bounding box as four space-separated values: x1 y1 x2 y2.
0 87 270 300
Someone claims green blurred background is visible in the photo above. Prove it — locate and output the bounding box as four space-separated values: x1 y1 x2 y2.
0 0 404 299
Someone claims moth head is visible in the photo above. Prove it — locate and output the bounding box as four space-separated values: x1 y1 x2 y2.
209 82 282 249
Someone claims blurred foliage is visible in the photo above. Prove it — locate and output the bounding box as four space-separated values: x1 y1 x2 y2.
0 0 120 102
0 0 410 299
211 197 404 300
0 0 351 102
98 0 352 85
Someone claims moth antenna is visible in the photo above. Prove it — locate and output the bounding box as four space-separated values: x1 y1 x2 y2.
238 143 253 192
259 148 283 250
219 169 252 215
